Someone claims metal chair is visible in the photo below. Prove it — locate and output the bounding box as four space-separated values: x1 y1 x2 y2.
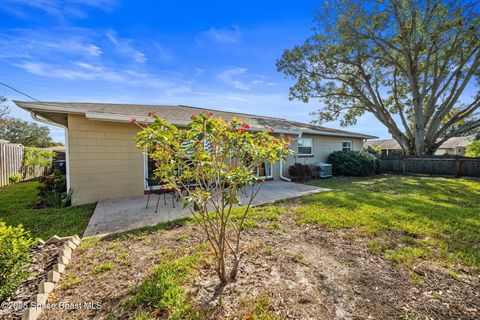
145 178 176 213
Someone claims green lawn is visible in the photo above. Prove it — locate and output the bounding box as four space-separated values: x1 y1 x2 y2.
0 181 95 239
2 176 478 271
300 175 480 269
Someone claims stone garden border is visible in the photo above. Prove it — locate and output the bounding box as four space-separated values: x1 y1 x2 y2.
21 235 81 320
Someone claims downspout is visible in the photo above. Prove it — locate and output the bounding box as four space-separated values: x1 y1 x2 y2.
31 112 70 191
279 132 303 182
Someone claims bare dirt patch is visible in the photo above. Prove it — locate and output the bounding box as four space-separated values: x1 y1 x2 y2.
39 217 479 320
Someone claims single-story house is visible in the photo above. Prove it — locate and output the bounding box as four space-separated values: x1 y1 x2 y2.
15 101 376 205
365 137 471 156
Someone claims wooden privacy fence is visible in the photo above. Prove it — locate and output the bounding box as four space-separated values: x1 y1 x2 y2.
380 156 480 178
0 143 23 187
0 143 47 187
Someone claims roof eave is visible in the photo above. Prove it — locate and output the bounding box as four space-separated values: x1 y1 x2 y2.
14 101 378 139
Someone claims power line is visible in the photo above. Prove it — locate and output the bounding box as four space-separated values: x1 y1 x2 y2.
0 81 41 102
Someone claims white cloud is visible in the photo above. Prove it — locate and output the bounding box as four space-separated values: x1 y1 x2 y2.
217 67 250 90
42 39 102 56
15 60 191 94
106 30 147 63
0 0 116 19
194 68 205 76
216 67 274 91
198 26 241 44
0 32 102 58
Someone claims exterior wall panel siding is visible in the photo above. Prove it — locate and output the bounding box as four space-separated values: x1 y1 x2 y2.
68 114 144 205
277 135 364 179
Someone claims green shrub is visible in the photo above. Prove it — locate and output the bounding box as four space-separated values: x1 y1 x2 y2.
38 170 66 195
37 170 72 208
41 189 73 208
8 173 22 184
365 145 382 158
0 222 34 302
327 150 380 176
288 163 312 181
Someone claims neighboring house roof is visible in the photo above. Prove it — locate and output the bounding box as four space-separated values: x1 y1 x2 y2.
14 101 377 139
439 136 470 149
41 145 66 152
365 137 471 150
365 139 402 150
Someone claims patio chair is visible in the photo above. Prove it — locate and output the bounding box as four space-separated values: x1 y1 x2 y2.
145 178 176 213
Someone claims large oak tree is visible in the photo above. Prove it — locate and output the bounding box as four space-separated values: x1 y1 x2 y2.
277 0 480 155
0 118 53 147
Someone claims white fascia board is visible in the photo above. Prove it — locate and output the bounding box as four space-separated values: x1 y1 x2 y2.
14 103 87 115
300 129 378 139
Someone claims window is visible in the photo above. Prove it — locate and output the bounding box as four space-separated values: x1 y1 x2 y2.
297 138 313 156
254 162 272 178
342 141 352 151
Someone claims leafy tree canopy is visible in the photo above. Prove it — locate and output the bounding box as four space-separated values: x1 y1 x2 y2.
277 0 480 155
0 117 53 147
466 140 480 157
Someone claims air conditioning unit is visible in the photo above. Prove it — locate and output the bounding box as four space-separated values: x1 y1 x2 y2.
309 163 332 178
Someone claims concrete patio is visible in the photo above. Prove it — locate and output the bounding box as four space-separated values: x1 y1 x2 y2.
83 180 330 237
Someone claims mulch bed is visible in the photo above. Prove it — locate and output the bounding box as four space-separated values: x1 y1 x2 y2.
37 218 480 319
0 239 66 320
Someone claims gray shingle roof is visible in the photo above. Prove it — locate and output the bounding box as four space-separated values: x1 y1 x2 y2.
365 137 471 150
14 101 377 139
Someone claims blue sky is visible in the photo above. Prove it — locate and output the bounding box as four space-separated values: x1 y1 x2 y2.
0 0 389 142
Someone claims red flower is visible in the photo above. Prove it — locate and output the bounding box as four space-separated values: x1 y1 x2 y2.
203 111 213 117
130 117 137 124
238 128 247 134
241 122 251 129
191 114 197 120
148 111 157 117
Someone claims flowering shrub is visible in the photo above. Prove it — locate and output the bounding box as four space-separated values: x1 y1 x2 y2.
135 112 291 284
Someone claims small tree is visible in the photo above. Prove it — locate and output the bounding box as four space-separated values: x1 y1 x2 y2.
23 147 55 178
135 112 291 284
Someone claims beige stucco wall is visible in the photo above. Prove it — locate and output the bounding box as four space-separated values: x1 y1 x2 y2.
68 114 144 205
275 134 364 179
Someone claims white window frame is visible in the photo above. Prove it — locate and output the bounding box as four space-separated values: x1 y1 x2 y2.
342 140 353 151
254 162 273 179
144 153 155 189
297 138 313 156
